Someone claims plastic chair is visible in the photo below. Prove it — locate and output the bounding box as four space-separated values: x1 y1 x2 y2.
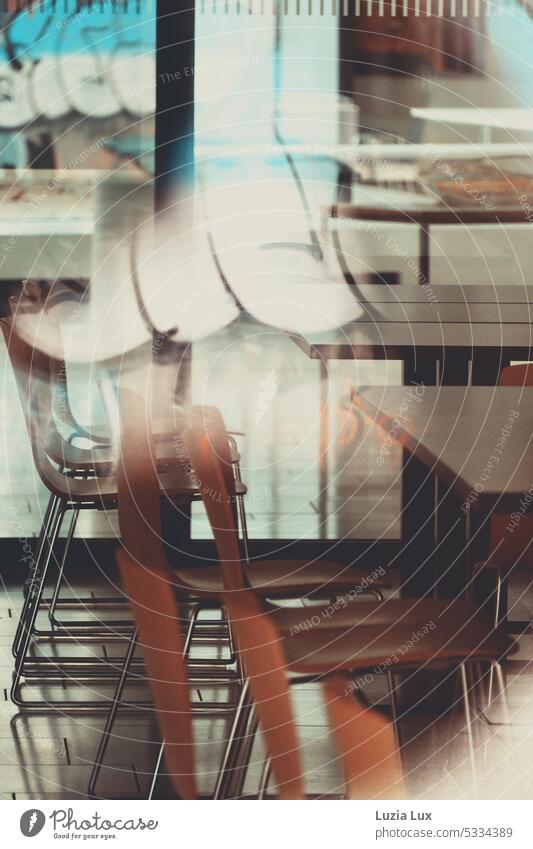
1 318 248 710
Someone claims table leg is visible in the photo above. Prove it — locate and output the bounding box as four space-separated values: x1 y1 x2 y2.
471 350 510 387
401 351 471 599
434 480 468 599
425 353 471 599
158 344 192 564
400 452 436 597
419 223 430 286
319 356 329 534
399 356 438 597
439 350 470 386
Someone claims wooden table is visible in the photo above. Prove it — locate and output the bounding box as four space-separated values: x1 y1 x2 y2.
0 169 150 306
410 107 533 140
293 315 533 384
324 283 533 304
292 284 533 386
352 383 533 706
352 385 533 598
331 202 533 287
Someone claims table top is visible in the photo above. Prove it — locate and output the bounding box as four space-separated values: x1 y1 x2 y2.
341 284 533 304
0 168 148 280
352 385 533 511
290 284 533 360
331 200 531 225
357 302 533 323
197 141 533 167
292 321 533 361
410 107 533 133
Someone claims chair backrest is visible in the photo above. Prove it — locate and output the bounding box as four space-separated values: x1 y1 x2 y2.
184 412 305 799
116 387 197 799
1 313 105 494
489 363 533 570
7 287 97 443
0 317 70 495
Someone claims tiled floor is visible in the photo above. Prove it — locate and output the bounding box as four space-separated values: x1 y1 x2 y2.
0 574 532 800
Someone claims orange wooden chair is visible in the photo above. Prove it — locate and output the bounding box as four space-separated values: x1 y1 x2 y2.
184 408 513 799
94 387 390 797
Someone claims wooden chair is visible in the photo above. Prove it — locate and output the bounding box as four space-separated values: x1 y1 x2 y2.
89 388 391 798
184 409 514 799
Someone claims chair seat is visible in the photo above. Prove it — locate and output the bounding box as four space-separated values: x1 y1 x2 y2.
276 598 514 673
172 560 388 599
48 430 240 474
47 470 247 506
247 560 388 598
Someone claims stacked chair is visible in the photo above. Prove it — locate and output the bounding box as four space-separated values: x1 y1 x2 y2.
1 305 250 711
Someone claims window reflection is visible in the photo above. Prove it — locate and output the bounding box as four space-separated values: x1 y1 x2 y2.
0 1 155 172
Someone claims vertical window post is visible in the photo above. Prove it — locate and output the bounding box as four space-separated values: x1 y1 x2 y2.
155 0 195 214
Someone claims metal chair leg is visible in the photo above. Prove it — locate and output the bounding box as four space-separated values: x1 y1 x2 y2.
148 740 166 799
144 603 240 799
493 661 511 725
484 573 504 708
88 627 139 798
258 757 271 799
227 442 250 565
213 679 251 799
494 572 503 629
229 709 258 799
12 495 61 658
460 663 478 787
11 504 66 704
237 494 250 564
93 602 234 799
47 508 80 627
387 670 402 751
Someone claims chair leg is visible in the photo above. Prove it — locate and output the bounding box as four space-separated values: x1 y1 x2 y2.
237 494 250 564
258 757 271 799
459 663 478 786
87 627 139 798
47 508 80 627
148 740 166 799
107 603 235 800
227 443 249 565
12 495 61 658
229 709 258 799
387 670 402 751
493 661 511 725
213 679 252 799
484 573 504 707
494 572 503 629
11 504 66 705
